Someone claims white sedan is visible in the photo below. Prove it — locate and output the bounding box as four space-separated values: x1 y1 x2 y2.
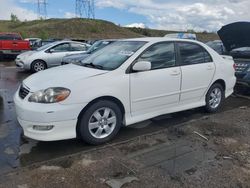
15 41 90 72
14 38 236 145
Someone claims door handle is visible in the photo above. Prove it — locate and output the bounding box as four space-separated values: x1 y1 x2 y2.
170 70 180 76
207 65 214 70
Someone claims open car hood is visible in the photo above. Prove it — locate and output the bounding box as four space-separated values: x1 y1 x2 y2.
218 22 250 52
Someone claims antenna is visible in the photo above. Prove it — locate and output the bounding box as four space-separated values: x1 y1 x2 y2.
37 0 47 19
75 0 95 19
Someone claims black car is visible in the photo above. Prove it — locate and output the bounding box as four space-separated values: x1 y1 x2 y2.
217 22 250 88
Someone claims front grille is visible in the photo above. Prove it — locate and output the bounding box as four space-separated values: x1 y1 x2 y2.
19 84 30 99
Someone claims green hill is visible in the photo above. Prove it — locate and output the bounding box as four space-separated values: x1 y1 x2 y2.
0 18 219 42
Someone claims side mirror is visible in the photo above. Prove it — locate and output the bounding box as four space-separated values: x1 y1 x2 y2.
48 49 56 53
132 61 151 72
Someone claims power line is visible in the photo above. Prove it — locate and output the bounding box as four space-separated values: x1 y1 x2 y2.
37 0 47 19
75 0 95 19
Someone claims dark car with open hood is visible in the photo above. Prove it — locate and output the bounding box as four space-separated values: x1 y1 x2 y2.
218 22 250 88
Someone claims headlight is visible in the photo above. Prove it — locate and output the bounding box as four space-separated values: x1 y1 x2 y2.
28 87 70 103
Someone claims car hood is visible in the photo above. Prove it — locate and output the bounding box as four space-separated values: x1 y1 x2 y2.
23 64 108 92
17 50 37 59
218 22 250 52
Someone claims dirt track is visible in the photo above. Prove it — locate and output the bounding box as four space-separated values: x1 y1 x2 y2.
1 104 250 188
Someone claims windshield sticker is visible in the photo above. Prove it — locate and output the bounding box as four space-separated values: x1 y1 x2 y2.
118 51 134 56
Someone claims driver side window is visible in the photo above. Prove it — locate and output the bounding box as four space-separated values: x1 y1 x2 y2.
137 42 176 70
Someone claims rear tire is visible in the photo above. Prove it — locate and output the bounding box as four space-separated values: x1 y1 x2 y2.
31 60 47 73
205 83 225 113
78 100 122 145
0 53 3 61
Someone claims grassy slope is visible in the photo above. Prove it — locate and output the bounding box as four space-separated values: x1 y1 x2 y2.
0 18 143 40
0 18 219 42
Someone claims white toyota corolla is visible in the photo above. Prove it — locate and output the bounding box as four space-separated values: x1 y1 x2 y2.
14 38 236 145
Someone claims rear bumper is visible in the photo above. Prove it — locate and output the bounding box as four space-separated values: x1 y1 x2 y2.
0 50 29 55
235 73 250 87
236 80 250 87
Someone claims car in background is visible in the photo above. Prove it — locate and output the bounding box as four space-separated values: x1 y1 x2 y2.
218 22 250 88
206 40 227 55
14 38 236 144
15 41 90 72
24 38 42 49
0 33 30 60
165 33 197 40
61 39 117 65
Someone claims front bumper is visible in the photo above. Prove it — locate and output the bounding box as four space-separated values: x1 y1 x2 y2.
14 91 87 141
15 59 25 69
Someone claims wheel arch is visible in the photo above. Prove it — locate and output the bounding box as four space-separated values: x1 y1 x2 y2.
76 96 126 138
211 79 226 91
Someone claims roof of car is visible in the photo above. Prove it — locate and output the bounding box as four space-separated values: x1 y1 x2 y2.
52 40 88 45
121 37 200 43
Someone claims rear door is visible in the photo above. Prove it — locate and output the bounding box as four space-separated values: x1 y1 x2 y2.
177 42 215 103
130 42 181 116
69 43 89 55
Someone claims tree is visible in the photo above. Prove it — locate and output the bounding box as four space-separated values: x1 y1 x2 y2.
10 13 19 22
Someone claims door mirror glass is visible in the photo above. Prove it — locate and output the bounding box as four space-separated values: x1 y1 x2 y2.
49 49 56 53
132 61 151 72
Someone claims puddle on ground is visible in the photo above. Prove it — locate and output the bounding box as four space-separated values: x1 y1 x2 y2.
19 138 38 155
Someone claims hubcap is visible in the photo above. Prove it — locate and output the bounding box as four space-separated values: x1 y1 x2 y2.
34 62 45 72
209 88 222 109
88 107 117 139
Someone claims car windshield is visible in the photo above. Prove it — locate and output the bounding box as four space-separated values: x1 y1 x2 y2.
0 34 22 40
81 41 146 70
87 40 112 53
35 42 56 51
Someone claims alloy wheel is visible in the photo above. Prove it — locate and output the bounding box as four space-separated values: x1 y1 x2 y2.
209 88 222 109
88 107 117 139
34 62 45 72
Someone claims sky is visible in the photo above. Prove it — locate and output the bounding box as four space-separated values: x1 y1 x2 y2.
0 0 250 32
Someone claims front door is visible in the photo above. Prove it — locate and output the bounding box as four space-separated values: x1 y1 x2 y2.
130 42 181 116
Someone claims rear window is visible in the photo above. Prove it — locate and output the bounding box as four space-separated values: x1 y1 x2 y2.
0 34 22 40
178 42 212 65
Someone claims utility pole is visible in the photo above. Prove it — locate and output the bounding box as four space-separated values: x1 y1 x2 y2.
75 0 95 19
37 0 47 19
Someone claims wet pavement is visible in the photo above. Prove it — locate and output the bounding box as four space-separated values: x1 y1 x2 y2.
0 60 250 176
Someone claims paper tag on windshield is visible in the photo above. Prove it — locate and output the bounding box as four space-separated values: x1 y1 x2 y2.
119 51 134 56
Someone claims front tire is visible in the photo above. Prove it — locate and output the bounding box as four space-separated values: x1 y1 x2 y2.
31 60 47 73
78 100 122 145
205 83 225 113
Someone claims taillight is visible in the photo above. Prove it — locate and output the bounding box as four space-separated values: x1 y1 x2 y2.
233 63 236 71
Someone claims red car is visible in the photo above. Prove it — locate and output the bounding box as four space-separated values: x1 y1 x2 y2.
0 33 31 59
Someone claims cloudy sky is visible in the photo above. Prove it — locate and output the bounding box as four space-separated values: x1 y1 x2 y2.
0 0 249 31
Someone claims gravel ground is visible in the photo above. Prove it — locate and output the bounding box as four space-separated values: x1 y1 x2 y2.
0 105 250 188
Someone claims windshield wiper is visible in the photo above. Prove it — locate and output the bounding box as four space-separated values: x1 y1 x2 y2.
82 62 104 70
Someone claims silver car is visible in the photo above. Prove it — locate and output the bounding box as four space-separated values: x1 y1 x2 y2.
15 41 90 72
